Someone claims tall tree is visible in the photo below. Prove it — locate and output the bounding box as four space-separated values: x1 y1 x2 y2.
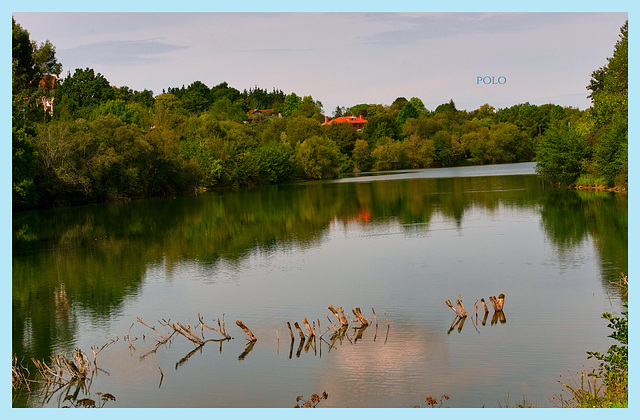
587 20 628 187
57 68 115 117
12 18 37 95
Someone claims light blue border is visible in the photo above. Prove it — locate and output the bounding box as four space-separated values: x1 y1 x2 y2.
4 1 636 419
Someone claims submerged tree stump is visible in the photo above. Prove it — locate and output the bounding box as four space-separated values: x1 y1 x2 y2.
236 320 257 342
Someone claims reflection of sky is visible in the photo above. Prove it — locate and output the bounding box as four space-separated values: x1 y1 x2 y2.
62 187 621 407
335 161 537 183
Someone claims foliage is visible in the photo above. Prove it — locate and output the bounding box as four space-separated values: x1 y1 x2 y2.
296 136 341 179
587 311 628 383
558 304 628 408
283 92 302 116
535 123 589 186
535 21 627 189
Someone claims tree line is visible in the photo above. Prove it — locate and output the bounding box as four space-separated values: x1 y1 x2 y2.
12 17 627 210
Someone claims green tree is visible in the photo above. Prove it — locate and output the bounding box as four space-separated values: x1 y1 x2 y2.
296 135 341 179
403 134 435 168
371 136 407 170
409 97 427 114
285 116 322 146
535 123 589 186
32 39 62 78
57 68 115 118
12 105 37 208
587 21 628 188
324 121 358 156
12 18 37 95
182 80 211 115
283 92 302 117
352 139 372 172
397 102 419 130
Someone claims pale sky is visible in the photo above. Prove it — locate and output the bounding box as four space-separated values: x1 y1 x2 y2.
12 11 626 113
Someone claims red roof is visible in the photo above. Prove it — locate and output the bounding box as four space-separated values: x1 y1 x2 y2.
247 108 274 115
322 115 368 126
39 75 56 90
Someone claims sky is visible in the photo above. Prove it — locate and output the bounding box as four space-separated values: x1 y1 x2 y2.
12 10 627 114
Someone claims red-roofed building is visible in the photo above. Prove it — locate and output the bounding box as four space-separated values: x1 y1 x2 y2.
39 74 56 90
322 115 368 131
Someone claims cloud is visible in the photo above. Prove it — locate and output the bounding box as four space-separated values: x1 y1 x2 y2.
61 39 188 66
356 12 599 46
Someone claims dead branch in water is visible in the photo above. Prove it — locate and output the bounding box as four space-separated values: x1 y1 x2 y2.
445 300 465 318
286 322 295 340
328 306 349 327
199 313 232 340
352 307 369 328
480 298 489 314
294 322 305 339
456 296 467 318
489 293 505 311
303 318 315 339
236 320 257 342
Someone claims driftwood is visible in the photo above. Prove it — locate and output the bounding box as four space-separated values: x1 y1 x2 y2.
286 321 296 340
445 299 466 318
480 298 489 314
447 293 506 333
294 322 305 340
456 298 467 318
303 318 315 339
352 308 369 328
489 293 505 311
199 313 231 340
236 320 257 342
328 306 349 327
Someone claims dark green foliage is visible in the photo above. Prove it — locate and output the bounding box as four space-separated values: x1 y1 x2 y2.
12 116 37 208
363 111 399 143
56 68 115 119
12 18 37 95
535 124 589 186
324 122 358 155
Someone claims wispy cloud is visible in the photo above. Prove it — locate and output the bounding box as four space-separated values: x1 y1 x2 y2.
357 12 594 46
61 39 188 66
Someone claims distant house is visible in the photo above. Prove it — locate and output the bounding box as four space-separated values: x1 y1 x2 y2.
245 108 281 123
39 74 56 90
322 115 368 131
39 75 56 116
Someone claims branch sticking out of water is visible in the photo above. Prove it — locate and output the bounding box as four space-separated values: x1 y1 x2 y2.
236 320 257 342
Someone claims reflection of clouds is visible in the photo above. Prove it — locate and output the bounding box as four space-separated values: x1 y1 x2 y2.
313 321 451 407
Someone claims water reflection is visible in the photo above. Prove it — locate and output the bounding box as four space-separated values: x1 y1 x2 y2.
12 164 628 407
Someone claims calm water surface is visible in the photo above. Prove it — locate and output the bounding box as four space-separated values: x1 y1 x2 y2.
12 162 628 408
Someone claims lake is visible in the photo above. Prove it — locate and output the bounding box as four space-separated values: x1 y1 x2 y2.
12 162 628 408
